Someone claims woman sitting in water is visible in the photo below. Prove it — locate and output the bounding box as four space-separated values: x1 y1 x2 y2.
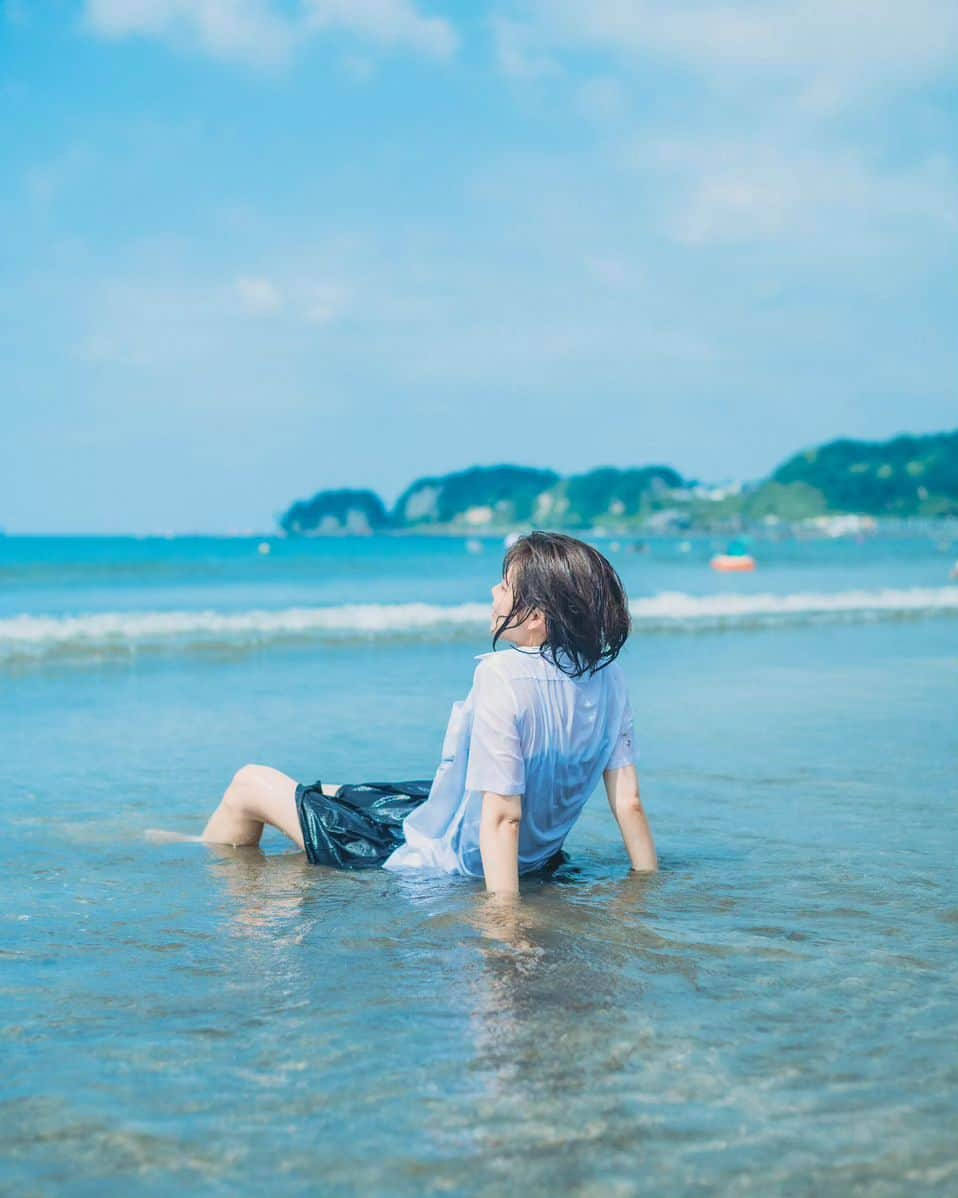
196 530 656 895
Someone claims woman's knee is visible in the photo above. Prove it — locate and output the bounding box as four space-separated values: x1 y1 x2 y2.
227 763 268 812
225 764 303 846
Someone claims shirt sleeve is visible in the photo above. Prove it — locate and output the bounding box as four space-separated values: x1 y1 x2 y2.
464 662 526 796
605 689 638 770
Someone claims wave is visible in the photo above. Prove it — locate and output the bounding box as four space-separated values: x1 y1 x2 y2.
0 588 955 664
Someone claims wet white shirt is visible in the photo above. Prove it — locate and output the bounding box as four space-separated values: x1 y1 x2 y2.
383 644 637 878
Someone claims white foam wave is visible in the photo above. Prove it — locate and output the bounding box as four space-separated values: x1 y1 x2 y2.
0 602 491 657
632 587 958 623
0 588 955 662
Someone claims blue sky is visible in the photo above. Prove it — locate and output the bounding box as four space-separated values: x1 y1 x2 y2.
2 0 956 533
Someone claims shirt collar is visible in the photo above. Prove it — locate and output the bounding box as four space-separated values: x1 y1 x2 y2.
474 644 579 671
474 644 542 660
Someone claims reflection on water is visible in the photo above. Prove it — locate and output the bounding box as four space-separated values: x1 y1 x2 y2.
205 844 314 937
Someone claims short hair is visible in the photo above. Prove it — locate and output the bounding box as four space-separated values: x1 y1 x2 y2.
493 530 631 678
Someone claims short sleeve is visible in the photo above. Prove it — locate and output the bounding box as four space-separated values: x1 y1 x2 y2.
464 662 526 796
605 690 637 770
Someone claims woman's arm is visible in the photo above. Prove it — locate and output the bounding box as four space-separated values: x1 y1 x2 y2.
603 764 657 871
479 791 523 895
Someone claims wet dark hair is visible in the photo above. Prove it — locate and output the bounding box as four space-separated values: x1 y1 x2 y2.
492 530 631 678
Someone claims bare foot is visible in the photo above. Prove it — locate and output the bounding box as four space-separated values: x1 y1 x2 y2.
145 828 205 845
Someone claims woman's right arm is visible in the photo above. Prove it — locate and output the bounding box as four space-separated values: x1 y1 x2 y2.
479 790 522 896
603 763 657 872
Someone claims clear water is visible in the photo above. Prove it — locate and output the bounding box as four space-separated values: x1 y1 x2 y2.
2 533 957 1196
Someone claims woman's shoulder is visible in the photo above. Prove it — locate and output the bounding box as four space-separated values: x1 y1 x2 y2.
601 657 629 694
471 649 522 687
603 657 627 683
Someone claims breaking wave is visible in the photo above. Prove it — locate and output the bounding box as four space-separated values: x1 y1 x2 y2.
0 588 955 665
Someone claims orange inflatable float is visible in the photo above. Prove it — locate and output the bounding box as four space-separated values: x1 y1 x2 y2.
710 553 756 572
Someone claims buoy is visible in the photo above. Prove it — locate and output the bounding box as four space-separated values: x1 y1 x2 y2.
257 542 271 555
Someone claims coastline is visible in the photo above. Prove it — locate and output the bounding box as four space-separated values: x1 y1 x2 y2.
1 516 957 541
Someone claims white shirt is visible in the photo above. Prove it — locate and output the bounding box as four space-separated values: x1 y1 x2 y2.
383 644 636 878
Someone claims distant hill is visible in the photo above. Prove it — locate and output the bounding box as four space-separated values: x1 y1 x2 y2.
393 465 560 529
276 429 957 533
280 463 689 534
539 466 685 526
767 431 958 517
279 488 390 535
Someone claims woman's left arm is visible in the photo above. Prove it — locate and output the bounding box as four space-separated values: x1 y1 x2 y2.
479 791 523 895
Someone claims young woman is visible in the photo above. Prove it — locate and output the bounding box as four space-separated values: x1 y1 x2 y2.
198 531 657 895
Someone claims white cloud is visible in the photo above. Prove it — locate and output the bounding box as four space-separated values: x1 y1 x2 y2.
576 76 626 122
83 0 457 67
71 276 235 366
236 275 282 312
636 136 958 247
305 0 457 60
492 15 556 78
678 173 792 244
25 144 97 207
582 253 636 288
480 3 958 265
85 0 296 67
68 261 355 370
339 53 378 83
303 282 350 325
517 0 958 95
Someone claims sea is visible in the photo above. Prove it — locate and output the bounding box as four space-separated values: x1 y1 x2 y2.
2 530 956 1197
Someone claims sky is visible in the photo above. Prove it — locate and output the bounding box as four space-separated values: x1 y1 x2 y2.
1 0 956 534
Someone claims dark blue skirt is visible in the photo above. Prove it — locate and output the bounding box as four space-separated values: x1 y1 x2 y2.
294 779 432 869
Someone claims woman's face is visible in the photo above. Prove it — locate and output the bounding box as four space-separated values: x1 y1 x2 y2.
490 566 545 645
490 568 516 639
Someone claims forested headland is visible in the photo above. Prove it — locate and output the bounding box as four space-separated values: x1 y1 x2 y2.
278 430 958 535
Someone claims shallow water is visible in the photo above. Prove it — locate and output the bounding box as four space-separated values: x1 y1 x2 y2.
2 534 957 1195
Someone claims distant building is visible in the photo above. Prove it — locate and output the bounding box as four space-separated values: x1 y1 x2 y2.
803 514 878 538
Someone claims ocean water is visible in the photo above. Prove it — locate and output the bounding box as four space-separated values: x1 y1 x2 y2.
2 532 957 1197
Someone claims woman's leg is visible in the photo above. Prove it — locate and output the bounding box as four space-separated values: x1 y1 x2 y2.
202 764 340 849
